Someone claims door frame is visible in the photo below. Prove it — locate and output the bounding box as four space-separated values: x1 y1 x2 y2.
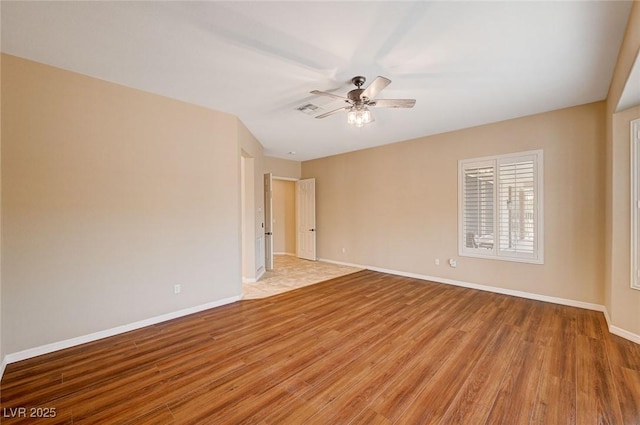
264 173 274 271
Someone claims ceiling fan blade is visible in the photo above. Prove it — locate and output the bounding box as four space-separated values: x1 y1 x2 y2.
315 106 350 119
370 99 416 108
361 76 391 100
310 90 349 102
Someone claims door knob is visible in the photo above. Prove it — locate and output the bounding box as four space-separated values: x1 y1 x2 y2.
309 229 316 232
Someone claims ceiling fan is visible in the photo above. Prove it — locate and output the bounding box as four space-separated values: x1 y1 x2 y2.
310 76 416 127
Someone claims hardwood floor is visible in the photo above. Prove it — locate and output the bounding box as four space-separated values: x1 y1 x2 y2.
1 270 639 424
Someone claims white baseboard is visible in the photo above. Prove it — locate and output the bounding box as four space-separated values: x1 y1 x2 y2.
1 295 242 377
274 252 296 256
0 357 7 380
366 264 606 312
322 258 639 345
602 306 640 343
3 262 639 382
603 308 612 328
318 258 366 269
610 325 640 344
243 268 267 284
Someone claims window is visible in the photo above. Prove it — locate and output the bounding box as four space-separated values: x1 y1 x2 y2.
459 150 543 264
632 119 640 290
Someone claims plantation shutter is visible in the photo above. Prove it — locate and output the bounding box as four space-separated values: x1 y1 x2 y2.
459 150 543 264
462 162 495 253
497 157 536 258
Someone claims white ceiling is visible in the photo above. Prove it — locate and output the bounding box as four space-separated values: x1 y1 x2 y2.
1 1 633 161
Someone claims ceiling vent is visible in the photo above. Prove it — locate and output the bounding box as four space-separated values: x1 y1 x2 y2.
296 103 321 116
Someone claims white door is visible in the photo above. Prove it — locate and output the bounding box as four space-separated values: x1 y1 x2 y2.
296 178 316 261
264 173 274 271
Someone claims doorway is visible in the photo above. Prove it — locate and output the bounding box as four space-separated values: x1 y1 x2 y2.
243 176 359 298
266 177 316 262
271 178 297 256
263 175 316 271
296 178 316 261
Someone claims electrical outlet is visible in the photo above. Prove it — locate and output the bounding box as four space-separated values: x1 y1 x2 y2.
449 259 457 268
174 284 181 294
342 247 346 253
435 258 440 266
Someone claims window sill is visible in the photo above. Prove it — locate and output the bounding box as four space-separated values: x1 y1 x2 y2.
459 251 544 265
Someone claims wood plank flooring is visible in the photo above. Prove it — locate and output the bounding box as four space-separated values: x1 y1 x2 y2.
1 270 639 424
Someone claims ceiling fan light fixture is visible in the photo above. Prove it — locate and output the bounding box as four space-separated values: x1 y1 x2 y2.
347 105 372 128
311 75 414 125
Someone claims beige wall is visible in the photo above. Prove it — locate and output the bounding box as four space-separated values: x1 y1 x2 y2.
609 106 640 335
272 179 296 254
605 1 640 337
238 122 265 280
264 156 301 180
1 55 244 354
607 2 640 114
303 102 605 305
240 155 255 279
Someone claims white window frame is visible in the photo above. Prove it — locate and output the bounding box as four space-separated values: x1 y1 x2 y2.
458 149 544 264
631 119 640 290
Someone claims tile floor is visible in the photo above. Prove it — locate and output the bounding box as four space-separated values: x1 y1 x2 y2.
242 255 362 299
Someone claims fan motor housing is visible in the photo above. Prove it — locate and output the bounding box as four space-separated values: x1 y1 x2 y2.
347 88 365 103
348 76 368 103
